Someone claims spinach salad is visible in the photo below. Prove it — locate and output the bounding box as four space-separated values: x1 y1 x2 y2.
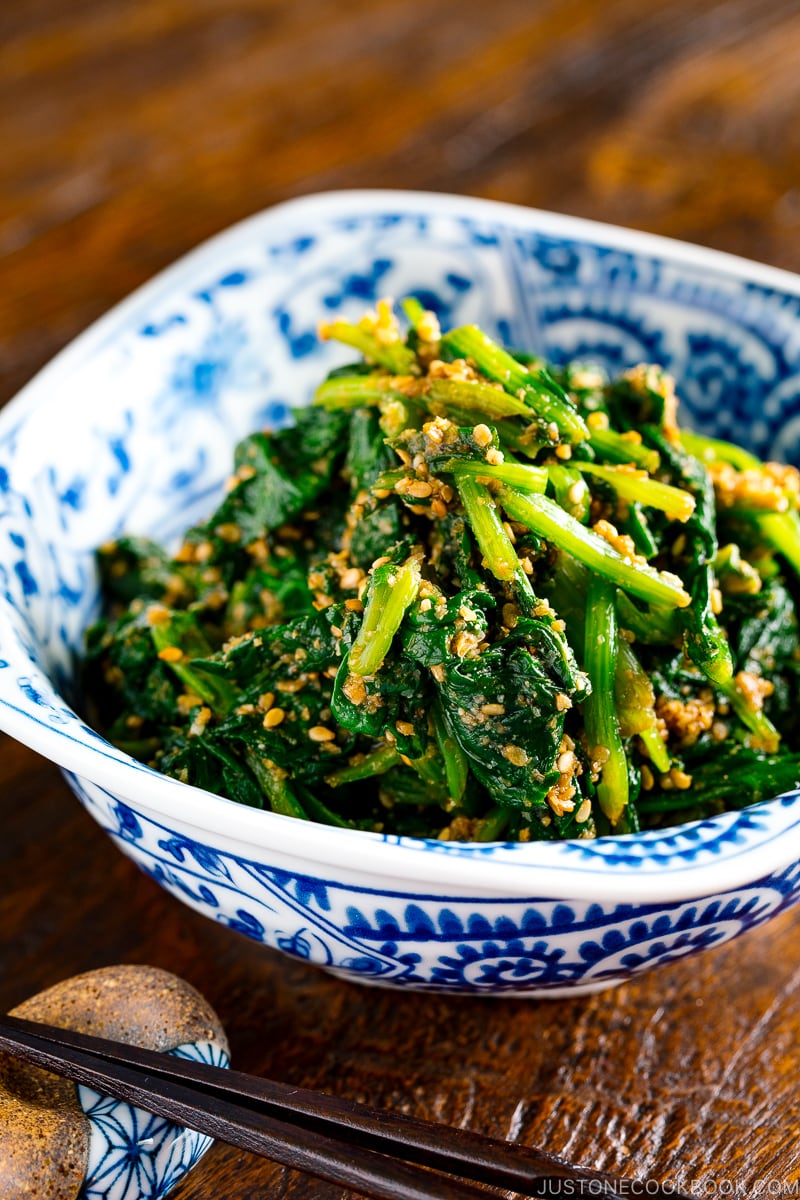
83 299 800 842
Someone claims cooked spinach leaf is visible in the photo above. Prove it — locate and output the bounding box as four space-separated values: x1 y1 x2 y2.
82 301 800 842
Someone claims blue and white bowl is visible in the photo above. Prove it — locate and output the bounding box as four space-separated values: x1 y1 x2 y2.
2 189 800 997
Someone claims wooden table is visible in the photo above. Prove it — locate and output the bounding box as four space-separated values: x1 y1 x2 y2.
3 1 800 1195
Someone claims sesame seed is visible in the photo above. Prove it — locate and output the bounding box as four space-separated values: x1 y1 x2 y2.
417 311 441 342
277 678 305 693
502 603 520 629
147 606 171 627
189 706 212 737
575 799 592 824
472 423 493 448
340 567 364 590
452 630 482 657
342 674 367 705
502 744 529 767
424 422 444 444
157 645 183 663
309 726 336 742
263 707 286 729
407 480 433 499
216 522 242 543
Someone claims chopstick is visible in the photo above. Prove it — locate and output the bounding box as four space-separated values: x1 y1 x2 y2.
0 1014 690 1200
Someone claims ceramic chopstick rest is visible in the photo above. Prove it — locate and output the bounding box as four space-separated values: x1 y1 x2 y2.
0 964 229 1199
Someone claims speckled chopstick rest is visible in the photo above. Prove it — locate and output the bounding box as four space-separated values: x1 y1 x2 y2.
0 965 230 1199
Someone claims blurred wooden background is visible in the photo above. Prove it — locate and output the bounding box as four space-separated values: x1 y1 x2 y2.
2 1 800 1197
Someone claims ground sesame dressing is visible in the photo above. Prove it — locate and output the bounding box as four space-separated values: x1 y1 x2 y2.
83 300 800 844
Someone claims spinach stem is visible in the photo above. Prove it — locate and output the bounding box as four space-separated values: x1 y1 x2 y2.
349 557 422 676
588 427 660 472
441 324 589 443
318 319 418 375
432 703 469 805
583 576 629 826
149 620 238 716
401 296 427 327
473 806 510 842
325 743 400 787
679 429 760 471
639 725 671 775
443 457 548 494
245 751 309 820
426 376 533 421
454 471 533 601
756 511 800 577
498 487 691 610
574 461 695 522
614 638 671 774
314 375 408 410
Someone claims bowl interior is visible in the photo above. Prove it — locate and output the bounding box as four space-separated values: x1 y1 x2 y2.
3 190 800 773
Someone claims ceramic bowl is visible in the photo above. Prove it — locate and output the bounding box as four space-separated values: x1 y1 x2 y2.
2 190 800 997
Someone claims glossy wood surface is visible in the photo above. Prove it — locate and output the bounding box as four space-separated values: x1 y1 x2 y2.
2 2 800 1195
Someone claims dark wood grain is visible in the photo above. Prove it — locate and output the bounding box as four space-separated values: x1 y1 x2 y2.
2 2 800 1196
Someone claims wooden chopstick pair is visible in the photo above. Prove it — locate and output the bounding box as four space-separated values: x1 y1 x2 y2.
0 1013 690 1200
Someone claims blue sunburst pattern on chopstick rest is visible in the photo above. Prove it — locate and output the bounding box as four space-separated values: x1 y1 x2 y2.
79 1041 230 1200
